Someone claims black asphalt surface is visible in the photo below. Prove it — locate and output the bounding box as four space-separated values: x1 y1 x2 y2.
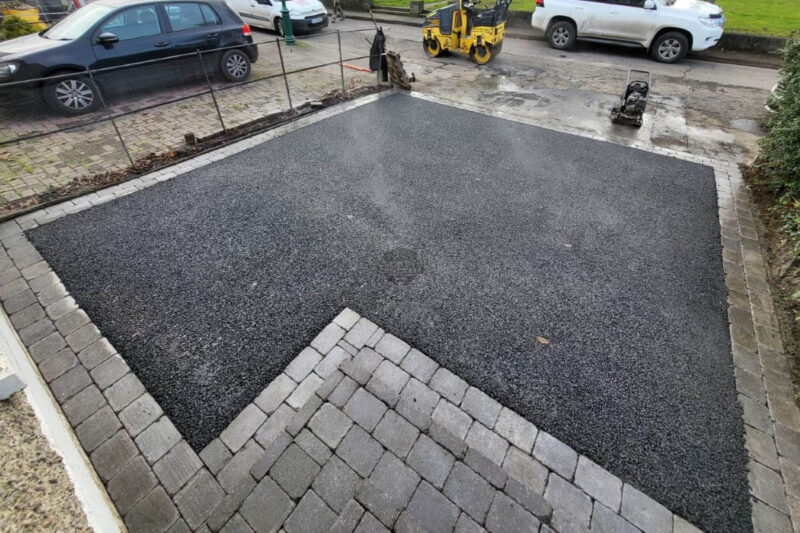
28 94 749 531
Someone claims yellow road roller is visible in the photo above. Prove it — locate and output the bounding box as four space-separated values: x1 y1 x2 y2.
422 0 511 65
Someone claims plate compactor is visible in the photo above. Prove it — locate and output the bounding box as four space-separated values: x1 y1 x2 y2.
610 69 651 128
422 0 511 64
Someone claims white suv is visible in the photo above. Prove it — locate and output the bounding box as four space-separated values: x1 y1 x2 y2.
531 0 725 63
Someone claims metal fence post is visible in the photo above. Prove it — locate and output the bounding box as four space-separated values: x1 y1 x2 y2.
275 39 294 114
337 30 346 93
88 69 134 167
197 50 228 136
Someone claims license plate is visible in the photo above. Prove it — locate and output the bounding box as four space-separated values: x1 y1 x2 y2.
311 16 323 23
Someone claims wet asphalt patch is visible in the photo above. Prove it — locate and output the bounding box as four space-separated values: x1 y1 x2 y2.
28 94 749 531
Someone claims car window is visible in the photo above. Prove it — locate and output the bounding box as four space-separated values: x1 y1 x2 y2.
45 3 115 40
165 3 218 31
99 5 162 40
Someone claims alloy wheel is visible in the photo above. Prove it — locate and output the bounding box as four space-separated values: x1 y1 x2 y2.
658 39 682 60
552 27 569 47
226 54 248 79
54 79 94 111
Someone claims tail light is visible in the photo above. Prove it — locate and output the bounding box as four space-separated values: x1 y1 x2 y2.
536 0 544 6
242 23 251 36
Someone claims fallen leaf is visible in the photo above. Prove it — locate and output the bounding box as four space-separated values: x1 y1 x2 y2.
0 152 9 160
536 336 549 345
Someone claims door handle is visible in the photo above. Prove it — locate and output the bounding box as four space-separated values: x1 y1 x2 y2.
609 10 620 13
154 41 169 47
206 32 220 37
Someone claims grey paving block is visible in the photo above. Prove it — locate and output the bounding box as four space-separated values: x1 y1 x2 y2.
120 394 163 437
316 369 345 400
309 402 353 448
107 455 158 515
398 481 460 532
455 512 486 533
175 469 225 529
77 338 116 369
76 405 121 453
673 515 702 533
105 373 145 412
285 347 323 382
206 475 256 532
407 434 456 489
532 431 578 480
286 395 322 437
344 318 379 349
735 366 767 403
19 316 56 347
399 349 438 384
333 308 361 330
502 447 549 495
38 347 77 382
50 364 91 402
465 448 507 489
296 428 332 464
270 443 321 498
485 492 540 533
251 430 292 480
769 395 800 432
374 333 410 364
364 375 401 407
775 423 800 465
330 500 365 533
221 404 268 453
284 490 337 533
166 519 191 533
397 378 439 426
91 429 137 482
239 477 294 533
313 455 362 513
494 408 537 454
429 368 469 405
429 422 468 459
740 394 773 435
504 477 552 521
342 359 376 387
356 451 420 527
36 282 69 308
461 387 502 429
374 410 420 459
28 331 66 363
574 455 622 512
123 488 179 533
218 439 264 493
443 462 495 523
20 261 49 281
354 512 390 533
543 473 592 533
590 502 640 533
315 346 352 380
338 340 359 356
337 424 385 477
65 323 101 353
254 373 296 414
432 400 473 440
154 441 203 495
62 384 105 427
311 322 347 355
371 360 410 395
91 354 130 390
465 423 508 466
255 403 296 448
136 416 182 464
329 376 359 408
10 302 45 330
751 499 792 533
200 438 232 475
620 483 672 533
4 288 36 315
353 347 384 374
44 296 77 321
55 309 91 336
344 388 388 432
0 268 20 288
221 514 254 533
0 277 29 301
749 460 789 513
287 373 324 410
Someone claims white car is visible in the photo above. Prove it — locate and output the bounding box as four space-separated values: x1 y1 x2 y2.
531 0 725 63
226 0 328 35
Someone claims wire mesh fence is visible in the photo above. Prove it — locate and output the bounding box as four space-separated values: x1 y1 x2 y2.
0 28 381 214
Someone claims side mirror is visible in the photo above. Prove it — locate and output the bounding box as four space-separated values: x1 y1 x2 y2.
643 0 656 8
97 32 119 45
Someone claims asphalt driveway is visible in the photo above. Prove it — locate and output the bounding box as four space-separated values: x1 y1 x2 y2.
28 94 749 531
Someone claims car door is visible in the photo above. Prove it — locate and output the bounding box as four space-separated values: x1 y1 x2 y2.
249 0 278 31
226 0 255 25
164 2 223 55
570 0 607 38
90 4 173 70
598 0 656 42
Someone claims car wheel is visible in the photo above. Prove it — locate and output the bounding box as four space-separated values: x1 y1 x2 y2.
43 73 101 116
546 20 576 50
651 31 688 63
424 38 441 58
275 17 284 37
220 49 251 82
470 43 493 65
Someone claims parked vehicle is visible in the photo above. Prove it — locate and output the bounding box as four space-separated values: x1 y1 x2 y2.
0 0 258 114
531 0 725 63
225 0 327 36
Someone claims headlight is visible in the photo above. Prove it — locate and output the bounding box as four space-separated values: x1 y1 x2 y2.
698 15 724 27
0 62 19 79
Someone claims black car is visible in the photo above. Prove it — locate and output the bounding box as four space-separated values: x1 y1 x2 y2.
0 0 258 115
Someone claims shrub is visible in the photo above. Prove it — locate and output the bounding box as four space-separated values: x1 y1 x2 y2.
1 15 36 40
755 33 800 251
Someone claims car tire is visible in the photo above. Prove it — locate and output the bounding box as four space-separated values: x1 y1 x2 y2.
651 31 688 63
275 17 284 37
546 20 576 50
43 73 101 116
220 49 251 82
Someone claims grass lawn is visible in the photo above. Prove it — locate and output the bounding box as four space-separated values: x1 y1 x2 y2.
374 0 797 37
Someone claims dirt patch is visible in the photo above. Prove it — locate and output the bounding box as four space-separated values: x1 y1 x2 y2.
0 85 387 222
744 165 800 398
0 392 90 533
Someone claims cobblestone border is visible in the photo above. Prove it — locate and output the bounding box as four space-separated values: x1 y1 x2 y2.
0 90 794 532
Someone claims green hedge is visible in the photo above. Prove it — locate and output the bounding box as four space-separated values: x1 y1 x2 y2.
1 15 36 40
754 33 800 249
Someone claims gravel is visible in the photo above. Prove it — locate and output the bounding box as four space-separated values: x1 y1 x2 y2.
28 94 749 531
